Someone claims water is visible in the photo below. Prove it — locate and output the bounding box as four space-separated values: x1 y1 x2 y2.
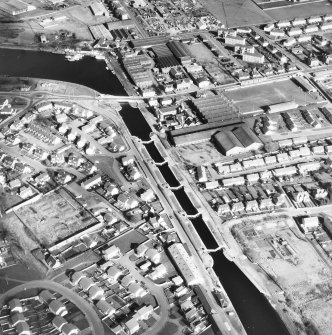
0 48 125 95
0 47 290 335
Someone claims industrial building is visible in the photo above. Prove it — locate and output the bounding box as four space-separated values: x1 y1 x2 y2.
90 1 109 16
123 54 153 89
0 0 36 16
89 25 113 40
168 243 201 286
268 101 299 113
152 44 179 71
213 126 262 156
193 95 240 124
167 41 192 65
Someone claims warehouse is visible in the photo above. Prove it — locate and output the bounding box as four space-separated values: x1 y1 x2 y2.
167 41 192 64
193 95 240 124
293 76 316 93
268 101 298 114
213 130 244 156
90 1 109 16
0 0 36 15
89 25 113 40
213 126 262 156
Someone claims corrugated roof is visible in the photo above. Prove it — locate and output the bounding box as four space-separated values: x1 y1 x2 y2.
213 130 243 152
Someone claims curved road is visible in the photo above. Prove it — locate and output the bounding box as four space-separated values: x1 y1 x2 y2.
0 280 104 335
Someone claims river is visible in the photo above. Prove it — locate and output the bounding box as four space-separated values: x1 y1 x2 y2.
0 48 290 335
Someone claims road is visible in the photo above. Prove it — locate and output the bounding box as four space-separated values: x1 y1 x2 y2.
0 280 104 335
117 254 170 335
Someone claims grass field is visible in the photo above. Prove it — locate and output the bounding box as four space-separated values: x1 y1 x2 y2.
201 0 273 27
224 79 319 114
265 0 332 20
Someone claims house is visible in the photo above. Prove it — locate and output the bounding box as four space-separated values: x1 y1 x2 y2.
150 264 167 280
9 299 23 313
140 188 155 202
11 313 25 326
124 319 139 335
81 174 102 189
80 277 96 291
128 282 147 297
172 276 184 286
49 299 68 316
107 266 123 281
52 316 67 331
16 322 31 335
121 274 135 287
145 248 161 264
71 271 86 286
61 323 80 335
88 285 104 300
96 300 116 317
136 243 148 257
301 216 319 233
103 245 121 260
39 290 55 304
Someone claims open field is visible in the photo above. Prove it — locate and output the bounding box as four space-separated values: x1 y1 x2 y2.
224 79 319 114
232 217 332 335
265 0 332 20
13 189 98 247
175 142 230 165
200 0 273 27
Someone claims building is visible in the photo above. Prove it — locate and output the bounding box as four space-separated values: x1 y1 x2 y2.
52 316 67 332
8 299 23 313
49 300 68 316
88 285 104 300
298 161 320 174
103 245 121 260
96 300 116 316
168 243 201 286
288 27 302 36
39 290 55 304
268 101 298 113
273 166 297 177
90 1 109 16
213 126 262 156
0 0 36 16
223 176 245 187
301 216 319 233
242 52 264 64
71 271 86 286
16 322 31 335
81 174 102 189
225 35 246 45
61 323 79 335
11 313 25 326
167 41 192 64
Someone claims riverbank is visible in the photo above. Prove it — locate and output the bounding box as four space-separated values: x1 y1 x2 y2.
0 46 293 335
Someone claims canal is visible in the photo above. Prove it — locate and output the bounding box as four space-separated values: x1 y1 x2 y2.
0 48 290 335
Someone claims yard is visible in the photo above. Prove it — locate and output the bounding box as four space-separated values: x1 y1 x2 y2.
13 188 98 247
